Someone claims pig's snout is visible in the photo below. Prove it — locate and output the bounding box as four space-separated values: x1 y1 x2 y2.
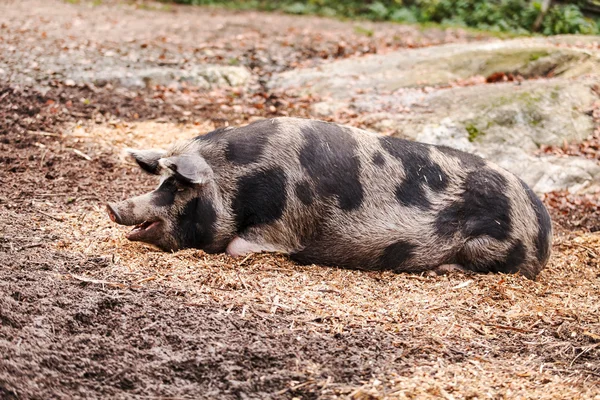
106 202 123 224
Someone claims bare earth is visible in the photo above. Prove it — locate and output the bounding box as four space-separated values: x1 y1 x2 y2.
0 1 599 399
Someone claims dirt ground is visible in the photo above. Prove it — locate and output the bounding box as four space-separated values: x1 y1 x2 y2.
1 1 600 399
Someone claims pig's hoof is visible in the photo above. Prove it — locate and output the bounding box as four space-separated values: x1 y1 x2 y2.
428 264 466 276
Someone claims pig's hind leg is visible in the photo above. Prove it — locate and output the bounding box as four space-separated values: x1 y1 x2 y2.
225 236 286 257
225 226 295 257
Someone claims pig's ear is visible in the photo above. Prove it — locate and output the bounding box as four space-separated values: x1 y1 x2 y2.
159 154 214 185
125 148 166 175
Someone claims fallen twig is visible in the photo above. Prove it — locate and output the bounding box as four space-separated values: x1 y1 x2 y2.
69 274 127 288
135 276 157 284
490 324 531 333
35 209 64 221
571 243 599 258
570 343 600 368
27 130 61 137
16 243 44 251
274 380 315 395
70 148 93 161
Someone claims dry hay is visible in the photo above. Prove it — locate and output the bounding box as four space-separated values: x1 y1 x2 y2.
43 121 600 398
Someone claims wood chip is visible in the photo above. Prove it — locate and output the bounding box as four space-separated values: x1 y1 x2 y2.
70 148 92 161
452 280 473 290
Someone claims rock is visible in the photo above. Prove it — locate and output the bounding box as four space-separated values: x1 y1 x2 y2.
122 68 180 88
395 79 596 150
548 34 600 46
416 118 475 153
190 65 251 87
269 37 600 96
482 148 600 194
69 65 252 89
310 101 345 117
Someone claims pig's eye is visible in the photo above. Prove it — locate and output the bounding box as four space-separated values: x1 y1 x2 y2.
174 180 190 192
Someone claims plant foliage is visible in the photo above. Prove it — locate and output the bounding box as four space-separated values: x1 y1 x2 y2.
168 0 600 35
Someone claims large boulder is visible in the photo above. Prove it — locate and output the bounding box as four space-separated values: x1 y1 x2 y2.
270 37 600 95
69 65 252 89
384 79 597 149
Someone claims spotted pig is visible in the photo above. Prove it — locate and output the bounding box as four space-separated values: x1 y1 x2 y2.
107 117 552 279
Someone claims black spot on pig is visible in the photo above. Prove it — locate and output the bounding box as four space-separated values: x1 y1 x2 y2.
196 126 232 141
434 168 512 241
476 240 526 275
379 137 448 210
177 196 217 250
395 179 432 210
436 145 486 168
462 169 512 240
151 178 177 207
290 246 325 267
434 201 463 238
299 124 363 211
378 240 417 270
233 167 287 232
372 151 386 167
520 180 552 265
295 180 314 206
224 126 269 165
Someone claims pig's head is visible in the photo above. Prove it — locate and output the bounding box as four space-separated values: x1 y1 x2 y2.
107 145 220 252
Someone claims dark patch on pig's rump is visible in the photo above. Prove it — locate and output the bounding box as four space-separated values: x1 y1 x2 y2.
372 151 386 167
177 196 217 250
520 180 552 265
466 240 526 275
436 145 486 168
151 178 177 207
294 180 314 206
394 178 433 210
433 201 463 238
222 120 271 165
299 123 363 211
434 168 512 241
462 168 512 240
378 240 417 270
232 167 287 232
379 137 448 210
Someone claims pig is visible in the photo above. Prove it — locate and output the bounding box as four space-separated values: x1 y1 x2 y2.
107 117 552 279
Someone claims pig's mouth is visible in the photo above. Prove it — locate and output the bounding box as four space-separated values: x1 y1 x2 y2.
106 203 167 246
126 220 162 241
